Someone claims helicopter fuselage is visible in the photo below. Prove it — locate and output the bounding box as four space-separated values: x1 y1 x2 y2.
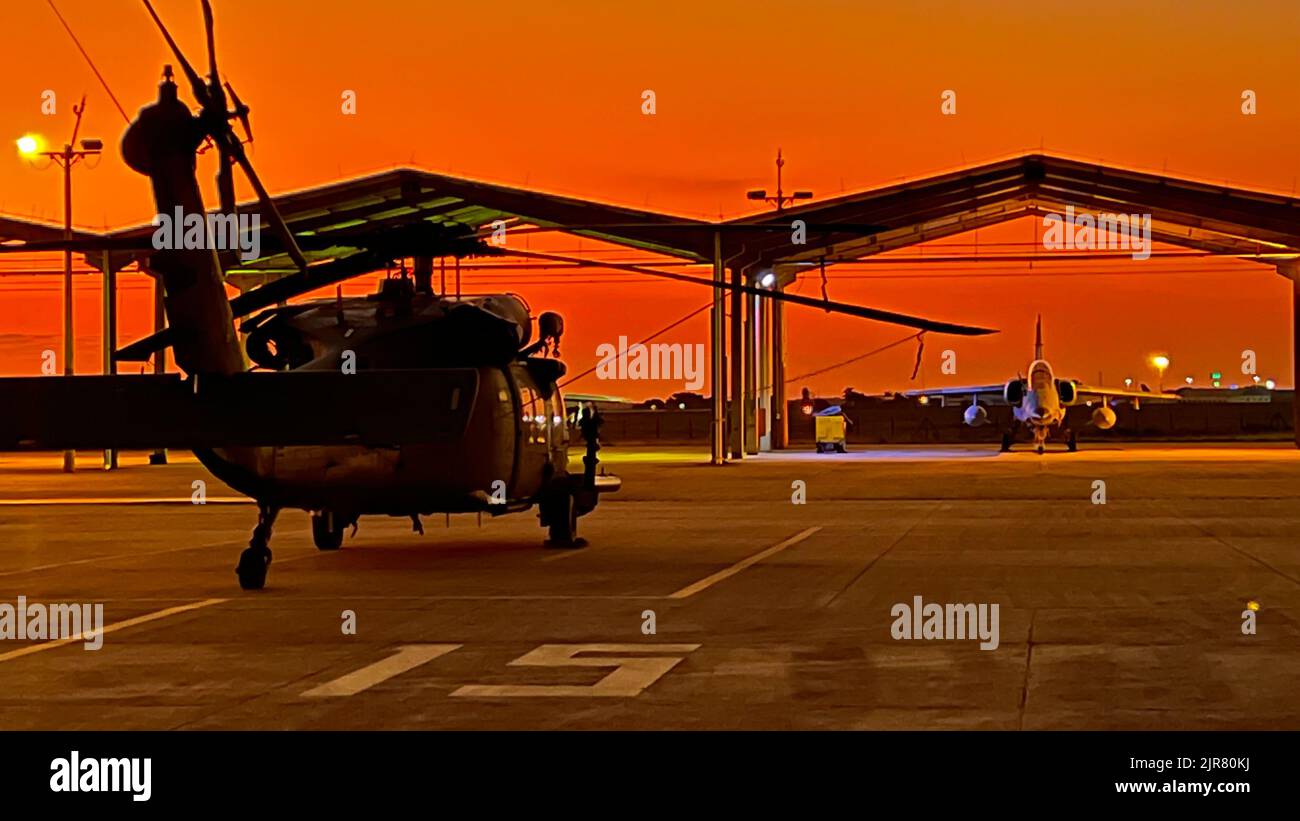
195 358 570 519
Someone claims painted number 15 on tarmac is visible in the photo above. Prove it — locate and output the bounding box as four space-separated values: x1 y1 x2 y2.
302 644 701 699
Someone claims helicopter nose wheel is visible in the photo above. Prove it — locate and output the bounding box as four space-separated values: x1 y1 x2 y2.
541 489 586 549
236 503 279 590
236 546 271 590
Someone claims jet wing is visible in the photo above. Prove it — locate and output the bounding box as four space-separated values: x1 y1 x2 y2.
564 392 632 404
903 384 1006 399
1068 382 1183 402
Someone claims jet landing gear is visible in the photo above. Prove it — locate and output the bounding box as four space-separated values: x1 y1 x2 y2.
311 511 351 551
236 503 279 590
1000 421 1020 453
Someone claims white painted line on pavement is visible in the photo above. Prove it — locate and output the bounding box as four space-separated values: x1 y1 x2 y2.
302 644 462 697
0 540 246 578
0 598 226 663
667 526 822 600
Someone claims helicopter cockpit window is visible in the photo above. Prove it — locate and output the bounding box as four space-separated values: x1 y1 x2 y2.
548 393 567 445
519 384 547 445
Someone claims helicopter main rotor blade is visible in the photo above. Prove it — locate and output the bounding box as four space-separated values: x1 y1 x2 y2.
508 249 996 336
140 0 209 105
139 0 304 271
227 144 309 272
114 251 391 362
201 0 219 83
200 0 237 214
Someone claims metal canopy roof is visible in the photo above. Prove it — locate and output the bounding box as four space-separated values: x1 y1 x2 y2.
88 168 716 274
722 154 1300 277
0 215 102 245
6 153 1299 281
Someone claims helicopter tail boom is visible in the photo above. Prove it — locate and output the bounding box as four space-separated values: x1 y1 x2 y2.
0 370 479 451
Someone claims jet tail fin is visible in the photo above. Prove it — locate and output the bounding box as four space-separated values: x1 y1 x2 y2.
1034 314 1043 360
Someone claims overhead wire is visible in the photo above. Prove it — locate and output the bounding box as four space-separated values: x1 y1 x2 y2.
45 0 132 125
785 332 923 384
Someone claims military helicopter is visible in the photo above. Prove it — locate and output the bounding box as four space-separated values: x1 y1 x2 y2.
0 1 995 591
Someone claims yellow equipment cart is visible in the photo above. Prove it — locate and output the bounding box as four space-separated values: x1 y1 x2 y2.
814 406 848 453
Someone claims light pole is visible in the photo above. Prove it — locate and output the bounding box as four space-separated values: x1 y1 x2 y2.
18 96 101 472
744 151 812 452
746 149 814 211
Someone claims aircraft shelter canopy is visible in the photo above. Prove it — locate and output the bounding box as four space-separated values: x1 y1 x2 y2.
4 153 1299 282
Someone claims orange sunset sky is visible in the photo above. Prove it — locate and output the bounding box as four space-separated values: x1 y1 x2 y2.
2 0 1300 399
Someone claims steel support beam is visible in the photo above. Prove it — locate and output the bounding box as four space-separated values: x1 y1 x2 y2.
710 232 726 464
150 271 168 465
1283 263 1300 449
771 286 787 450
101 251 118 470
729 263 743 459
758 289 772 451
1274 263 1300 448
744 288 757 454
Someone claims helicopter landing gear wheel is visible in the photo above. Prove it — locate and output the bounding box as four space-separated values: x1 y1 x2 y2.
311 511 345 551
236 545 271 590
542 490 586 549
236 503 278 590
